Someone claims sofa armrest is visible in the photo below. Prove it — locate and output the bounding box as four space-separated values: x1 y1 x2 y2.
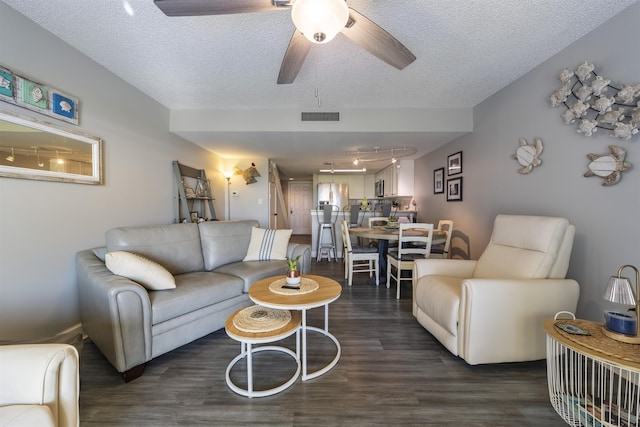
414 259 477 279
76 250 152 374
287 243 311 274
458 278 580 364
0 344 79 427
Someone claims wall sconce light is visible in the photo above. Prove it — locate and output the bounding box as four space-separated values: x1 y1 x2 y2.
602 264 640 344
6 148 15 162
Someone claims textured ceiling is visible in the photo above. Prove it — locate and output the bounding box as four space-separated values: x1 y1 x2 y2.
3 0 637 178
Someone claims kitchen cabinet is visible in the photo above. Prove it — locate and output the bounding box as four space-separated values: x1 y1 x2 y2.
363 174 375 199
375 160 414 197
396 160 414 196
346 174 364 200
315 173 372 202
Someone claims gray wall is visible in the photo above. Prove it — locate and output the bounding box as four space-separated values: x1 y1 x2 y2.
0 3 229 340
414 3 640 322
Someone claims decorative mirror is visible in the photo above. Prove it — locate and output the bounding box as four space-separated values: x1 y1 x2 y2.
0 110 102 185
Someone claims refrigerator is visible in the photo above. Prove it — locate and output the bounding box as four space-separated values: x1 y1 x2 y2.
317 183 349 209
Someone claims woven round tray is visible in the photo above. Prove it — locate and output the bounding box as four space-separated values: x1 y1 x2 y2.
554 319 640 364
269 277 319 295
232 305 292 333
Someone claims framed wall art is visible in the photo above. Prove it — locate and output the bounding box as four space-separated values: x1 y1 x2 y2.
433 167 444 194
0 65 79 125
447 151 462 176
446 177 463 202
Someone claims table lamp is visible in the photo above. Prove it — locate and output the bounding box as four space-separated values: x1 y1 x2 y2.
602 264 640 344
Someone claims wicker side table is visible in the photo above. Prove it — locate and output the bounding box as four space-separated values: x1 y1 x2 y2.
544 318 640 426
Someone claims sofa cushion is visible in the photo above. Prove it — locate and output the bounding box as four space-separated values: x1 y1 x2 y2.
199 220 259 271
105 251 176 291
243 227 292 261
415 275 463 336
473 215 569 279
106 223 204 275
149 271 244 324
0 405 55 427
215 260 287 292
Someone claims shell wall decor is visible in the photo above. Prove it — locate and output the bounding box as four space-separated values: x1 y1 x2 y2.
584 145 631 186
0 64 79 125
512 137 543 174
549 62 639 140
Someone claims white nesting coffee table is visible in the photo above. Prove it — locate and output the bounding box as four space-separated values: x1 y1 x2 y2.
225 305 301 398
249 274 342 381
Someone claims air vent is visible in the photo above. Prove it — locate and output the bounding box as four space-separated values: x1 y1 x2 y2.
301 112 340 122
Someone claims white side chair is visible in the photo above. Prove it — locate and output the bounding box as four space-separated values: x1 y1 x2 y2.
340 219 379 286
0 343 80 427
386 223 434 299
430 220 454 258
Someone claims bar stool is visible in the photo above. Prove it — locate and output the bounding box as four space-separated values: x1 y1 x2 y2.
316 204 339 262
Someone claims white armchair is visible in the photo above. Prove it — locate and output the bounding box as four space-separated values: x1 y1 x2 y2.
412 215 580 365
0 344 79 427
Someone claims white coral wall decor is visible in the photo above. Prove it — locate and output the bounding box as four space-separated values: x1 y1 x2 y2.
584 145 632 186
549 62 640 140
512 137 543 174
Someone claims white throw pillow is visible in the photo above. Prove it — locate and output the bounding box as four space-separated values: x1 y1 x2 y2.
243 227 292 261
105 251 176 290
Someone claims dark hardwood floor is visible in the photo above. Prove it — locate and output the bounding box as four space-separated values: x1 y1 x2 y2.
79 237 565 426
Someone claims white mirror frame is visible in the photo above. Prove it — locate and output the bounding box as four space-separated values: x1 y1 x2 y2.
0 110 103 185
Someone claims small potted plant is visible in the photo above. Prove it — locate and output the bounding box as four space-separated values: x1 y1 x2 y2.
285 255 302 287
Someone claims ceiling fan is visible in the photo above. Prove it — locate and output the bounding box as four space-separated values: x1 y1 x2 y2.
154 0 416 84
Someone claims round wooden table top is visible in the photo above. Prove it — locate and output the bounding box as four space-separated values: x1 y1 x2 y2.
225 307 301 343
249 275 342 310
349 226 446 243
544 318 640 371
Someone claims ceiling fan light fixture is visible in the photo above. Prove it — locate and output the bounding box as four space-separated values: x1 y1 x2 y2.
291 0 349 44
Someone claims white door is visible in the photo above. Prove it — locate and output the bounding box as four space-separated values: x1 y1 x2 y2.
289 182 313 235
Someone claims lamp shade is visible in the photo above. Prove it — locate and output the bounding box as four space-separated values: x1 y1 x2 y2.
291 0 349 44
603 276 636 305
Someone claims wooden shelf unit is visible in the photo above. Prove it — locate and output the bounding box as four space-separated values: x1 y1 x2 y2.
173 160 217 222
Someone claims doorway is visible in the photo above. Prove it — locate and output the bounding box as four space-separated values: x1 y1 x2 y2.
288 182 313 235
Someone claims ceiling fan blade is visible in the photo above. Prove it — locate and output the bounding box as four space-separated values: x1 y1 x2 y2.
277 30 312 84
154 0 292 17
341 8 416 70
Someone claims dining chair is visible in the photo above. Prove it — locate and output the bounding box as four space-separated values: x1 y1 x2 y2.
340 220 379 286
430 220 454 258
348 205 362 227
366 216 389 248
386 222 434 299
368 217 389 227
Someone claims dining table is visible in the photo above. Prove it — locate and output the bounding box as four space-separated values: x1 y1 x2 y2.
348 225 447 285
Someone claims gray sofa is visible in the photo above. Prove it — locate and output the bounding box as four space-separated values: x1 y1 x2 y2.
76 220 310 381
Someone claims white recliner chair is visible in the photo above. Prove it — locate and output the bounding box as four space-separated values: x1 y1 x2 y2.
0 344 79 427
413 215 580 365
